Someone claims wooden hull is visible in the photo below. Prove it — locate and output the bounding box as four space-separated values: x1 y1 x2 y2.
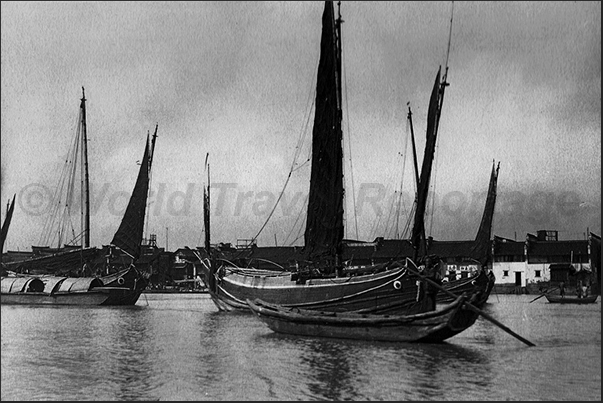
0 266 148 306
545 294 598 304
247 295 479 343
0 290 111 305
0 287 144 306
99 266 148 306
439 269 495 307
207 264 431 315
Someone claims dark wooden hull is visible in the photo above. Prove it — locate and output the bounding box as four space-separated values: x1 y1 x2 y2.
0 290 111 305
99 266 148 306
0 266 148 306
247 295 479 343
207 264 431 315
0 287 144 306
545 294 598 304
439 269 495 307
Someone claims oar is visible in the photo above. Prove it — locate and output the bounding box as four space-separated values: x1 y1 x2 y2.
529 287 559 304
404 261 536 347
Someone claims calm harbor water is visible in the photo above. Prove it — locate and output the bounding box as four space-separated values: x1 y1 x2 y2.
1 293 600 401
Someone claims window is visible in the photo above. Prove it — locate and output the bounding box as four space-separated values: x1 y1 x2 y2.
503 270 509 277
535 270 541 278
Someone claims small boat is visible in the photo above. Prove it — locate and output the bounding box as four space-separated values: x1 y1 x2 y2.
0 265 149 306
544 294 598 304
1 88 153 306
246 294 480 343
1 276 111 305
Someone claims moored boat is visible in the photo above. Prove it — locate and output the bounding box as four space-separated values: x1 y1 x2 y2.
201 1 498 316
97 265 149 306
1 275 111 305
544 294 598 304
1 88 154 306
246 293 480 343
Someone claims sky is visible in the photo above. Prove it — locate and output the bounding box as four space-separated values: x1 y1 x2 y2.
1 1 601 252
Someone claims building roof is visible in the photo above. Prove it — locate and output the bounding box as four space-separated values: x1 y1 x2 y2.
429 240 476 258
492 237 524 256
527 240 588 256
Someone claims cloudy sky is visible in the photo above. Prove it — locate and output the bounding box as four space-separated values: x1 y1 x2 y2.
1 1 600 252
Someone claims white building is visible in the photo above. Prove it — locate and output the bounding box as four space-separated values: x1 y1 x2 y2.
491 230 600 293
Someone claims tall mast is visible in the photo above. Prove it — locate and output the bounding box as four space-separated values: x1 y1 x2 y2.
144 124 158 241
335 1 343 113
150 124 158 170
81 87 90 248
407 105 420 191
204 158 211 254
335 1 344 266
435 0 453 142
410 2 454 261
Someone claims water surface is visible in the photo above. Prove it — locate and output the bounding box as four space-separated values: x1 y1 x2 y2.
1 293 600 400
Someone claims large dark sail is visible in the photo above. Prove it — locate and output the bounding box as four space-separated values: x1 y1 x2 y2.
303 1 344 266
0 194 16 257
411 68 442 259
469 161 500 265
110 136 151 260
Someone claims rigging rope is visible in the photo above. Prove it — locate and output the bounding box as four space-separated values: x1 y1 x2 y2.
250 54 319 246
342 23 359 241
444 1 454 74
428 1 455 238
39 110 83 248
283 193 308 246
396 113 414 239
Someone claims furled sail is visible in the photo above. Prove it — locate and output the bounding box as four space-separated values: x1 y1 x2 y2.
411 68 442 259
204 174 211 254
303 1 344 267
469 161 500 265
0 194 16 256
110 136 151 260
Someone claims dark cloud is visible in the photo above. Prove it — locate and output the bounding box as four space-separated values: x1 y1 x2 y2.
1 1 600 250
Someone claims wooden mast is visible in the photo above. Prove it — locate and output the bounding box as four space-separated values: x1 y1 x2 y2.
335 1 344 269
407 105 428 250
81 87 90 248
204 156 211 255
411 2 454 261
407 106 420 192
143 124 158 242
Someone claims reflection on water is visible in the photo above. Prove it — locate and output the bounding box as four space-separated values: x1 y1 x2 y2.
300 338 359 400
2 294 600 401
257 333 493 400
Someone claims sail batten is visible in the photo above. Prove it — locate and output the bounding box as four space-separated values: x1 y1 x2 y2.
110 135 151 260
303 1 345 268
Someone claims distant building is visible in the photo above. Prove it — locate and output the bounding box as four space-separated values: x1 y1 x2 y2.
220 230 601 294
492 230 600 294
